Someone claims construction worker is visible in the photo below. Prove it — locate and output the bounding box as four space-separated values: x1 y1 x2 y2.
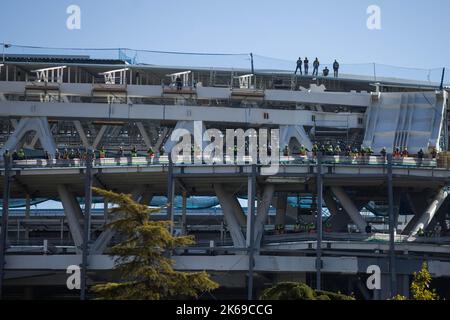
175 76 182 91
99 146 106 159
401 147 409 158
131 146 138 157
294 57 303 75
312 58 320 76
147 146 155 164
117 146 124 157
299 144 307 156
283 145 290 157
333 60 340 77
303 57 309 75
380 147 387 159
147 147 155 158
417 148 424 166
334 144 342 156
417 228 425 237
345 145 352 157
325 142 333 156
417 148 424 159
63 149 69 160
366 146 373 156
17 148 25 160
317 144 324 153
312 143 319 156
431 147 437 159
394 147 401 158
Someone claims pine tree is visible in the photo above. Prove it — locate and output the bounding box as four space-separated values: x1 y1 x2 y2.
91 187 219 299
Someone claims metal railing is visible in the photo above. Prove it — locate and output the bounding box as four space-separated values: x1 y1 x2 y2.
0 154 438 169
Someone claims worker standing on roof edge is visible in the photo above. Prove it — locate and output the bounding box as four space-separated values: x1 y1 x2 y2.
313 58 320 76
294 57 303 75
333 59 340 77
304 57 309 75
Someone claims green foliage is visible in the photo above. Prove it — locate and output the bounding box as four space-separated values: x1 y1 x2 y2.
90 187 219 300
391 294 407 300
260 282 355 300
390 262 439 300
410 262 439 300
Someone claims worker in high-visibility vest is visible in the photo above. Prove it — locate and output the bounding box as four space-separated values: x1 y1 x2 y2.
417 228 425 237
299 144 307 156
334 145 342 156
99 147 106 159
131 146 137 157
312 143 318 156
17 148 25 160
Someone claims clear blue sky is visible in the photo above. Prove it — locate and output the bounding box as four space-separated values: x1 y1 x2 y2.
1 0 449 69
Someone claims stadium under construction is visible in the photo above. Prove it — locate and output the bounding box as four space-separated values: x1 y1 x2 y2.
0 49 449 300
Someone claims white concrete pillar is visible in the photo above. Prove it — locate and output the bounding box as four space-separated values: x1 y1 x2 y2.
409 188 448 236
57 185 83 254
214 184 246 248
254 184 275 248
331 186 367 233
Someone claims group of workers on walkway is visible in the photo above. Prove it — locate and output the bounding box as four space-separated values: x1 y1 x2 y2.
283 142 437 159
52 146 159 160
294 57 340 78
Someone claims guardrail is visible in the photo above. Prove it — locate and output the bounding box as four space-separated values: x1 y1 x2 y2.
0 155 438 169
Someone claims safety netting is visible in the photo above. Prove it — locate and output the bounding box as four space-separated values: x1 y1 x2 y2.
2 43 448 86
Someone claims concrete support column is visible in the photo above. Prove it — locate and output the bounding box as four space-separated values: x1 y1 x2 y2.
57 185 83 254
214 184 246 248
402 192 431 235
330 186 367 233
0 117 57 158
409 188 448 236
274 193 287 227
254 184 275 248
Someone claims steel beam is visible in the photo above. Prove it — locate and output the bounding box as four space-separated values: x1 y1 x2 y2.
0 152 11 299
247 164 256 300
316 152 323 290
80 151 93 300
387 154 397 298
